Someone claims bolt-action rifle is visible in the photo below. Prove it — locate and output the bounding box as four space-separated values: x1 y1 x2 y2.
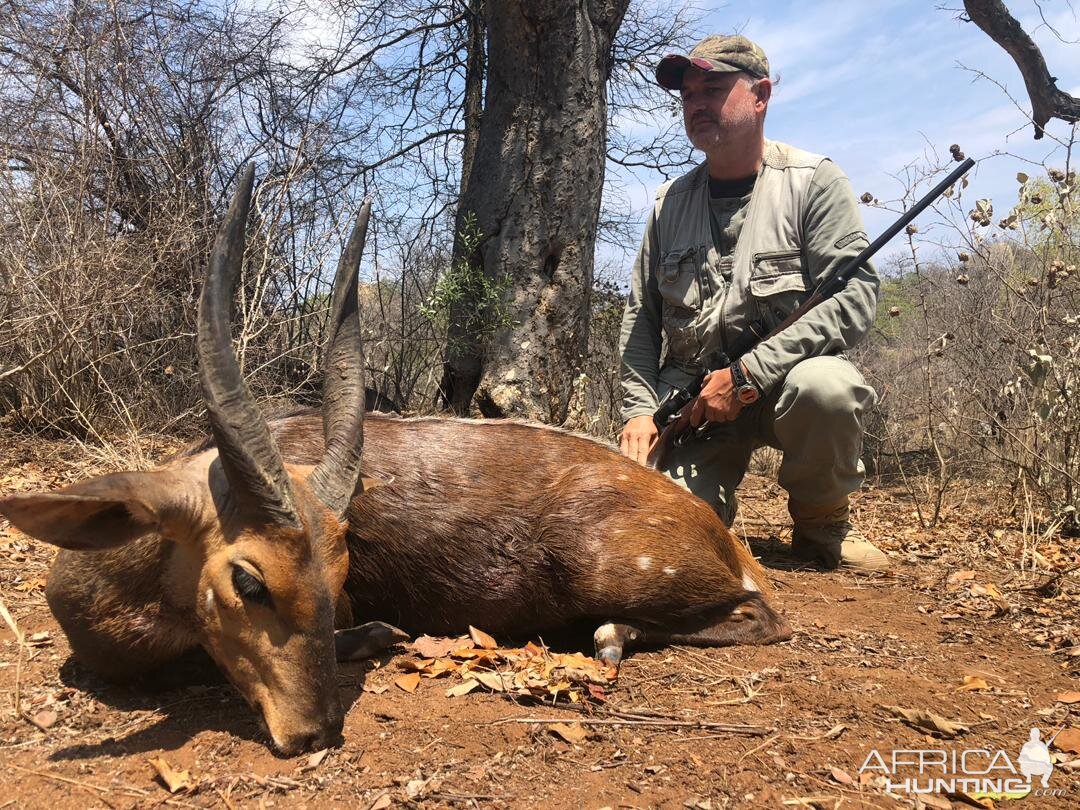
647 157 976 470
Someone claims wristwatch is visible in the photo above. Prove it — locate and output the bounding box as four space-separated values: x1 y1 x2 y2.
730 362 760 405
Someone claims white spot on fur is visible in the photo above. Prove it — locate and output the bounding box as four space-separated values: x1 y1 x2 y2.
205 588 215 612
636 555 652 571
742 571 761 592
663 566 677 576
647 518 661 526
594 621 618 648
616 474 629 481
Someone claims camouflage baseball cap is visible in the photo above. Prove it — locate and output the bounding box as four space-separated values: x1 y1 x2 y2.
656 34 770 90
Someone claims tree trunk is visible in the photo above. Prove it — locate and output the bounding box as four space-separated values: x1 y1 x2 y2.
440 0 628 421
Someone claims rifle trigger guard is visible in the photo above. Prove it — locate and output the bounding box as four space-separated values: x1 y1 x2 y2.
672 421 715 449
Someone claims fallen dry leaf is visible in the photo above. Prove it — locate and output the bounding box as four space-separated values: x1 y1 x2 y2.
398 658 435 673
30 709 57 730
969 582 1003 600
947 570 976 588
368 793 393 810
362 683 389 695
829 766 853 785
394 673 421 694
446 680 480 698
1055 691 1080 704
420 658 459 679
956 675 990 693
466 671 507 692
549 722 587 744
382 637 615 706
468 625 497 649
882 705 969 738
148 756 191 793
1053 727 1080 754
412 635 467 659
306 749 329 769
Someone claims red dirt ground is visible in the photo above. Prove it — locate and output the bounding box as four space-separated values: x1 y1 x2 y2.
1 438 1078 809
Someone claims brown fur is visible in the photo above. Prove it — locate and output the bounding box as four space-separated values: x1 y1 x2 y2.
270 413 783 636
8 410 790 755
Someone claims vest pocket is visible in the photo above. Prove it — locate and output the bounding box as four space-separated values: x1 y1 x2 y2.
658 246 702 311
658 246 703 363
749 250 810 328
749 250 807 296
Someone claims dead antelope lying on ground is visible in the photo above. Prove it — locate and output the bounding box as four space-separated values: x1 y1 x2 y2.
0 168 791 755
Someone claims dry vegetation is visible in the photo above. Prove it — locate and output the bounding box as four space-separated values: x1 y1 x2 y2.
854 146 1080 539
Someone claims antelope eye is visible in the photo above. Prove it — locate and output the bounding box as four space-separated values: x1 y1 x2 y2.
231 565 272 607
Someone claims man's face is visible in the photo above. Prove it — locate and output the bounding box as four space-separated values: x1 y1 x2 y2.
680 68 769 154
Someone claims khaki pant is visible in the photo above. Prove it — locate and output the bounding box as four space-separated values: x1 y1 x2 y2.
658 356 876 525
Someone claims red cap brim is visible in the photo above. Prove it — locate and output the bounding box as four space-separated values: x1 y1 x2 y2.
655 55 738 90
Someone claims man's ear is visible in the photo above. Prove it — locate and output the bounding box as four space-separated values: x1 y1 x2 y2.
0 470 200 551
755 77 772 108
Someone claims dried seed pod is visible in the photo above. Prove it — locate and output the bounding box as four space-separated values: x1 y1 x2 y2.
888 306 901 317
905 223 918 235
956 274 970 285
958 251 970 263
860 192 873 204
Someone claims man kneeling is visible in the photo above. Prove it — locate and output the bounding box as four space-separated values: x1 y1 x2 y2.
617 34 887 572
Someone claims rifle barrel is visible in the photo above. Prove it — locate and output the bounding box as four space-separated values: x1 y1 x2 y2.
821 157 975 299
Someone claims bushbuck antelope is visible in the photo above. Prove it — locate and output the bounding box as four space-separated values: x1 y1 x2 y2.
0 168 791 755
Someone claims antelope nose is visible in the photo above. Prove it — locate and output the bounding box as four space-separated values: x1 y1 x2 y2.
279 722 343 756
310 705 345 751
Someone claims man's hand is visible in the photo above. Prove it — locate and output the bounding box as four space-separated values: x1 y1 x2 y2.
620 414 658 466
689 367 742 427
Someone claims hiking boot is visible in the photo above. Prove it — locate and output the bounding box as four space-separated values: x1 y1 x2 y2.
789 499 890 572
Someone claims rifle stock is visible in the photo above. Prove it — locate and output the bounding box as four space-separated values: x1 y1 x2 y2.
645 157 975 470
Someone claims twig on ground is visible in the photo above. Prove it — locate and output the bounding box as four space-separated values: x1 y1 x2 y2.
491 717 770 735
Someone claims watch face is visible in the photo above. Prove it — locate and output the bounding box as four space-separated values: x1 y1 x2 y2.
737 386 760 405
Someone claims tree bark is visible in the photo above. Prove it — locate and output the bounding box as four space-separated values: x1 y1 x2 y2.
440 0 629 420
963 0 1080 139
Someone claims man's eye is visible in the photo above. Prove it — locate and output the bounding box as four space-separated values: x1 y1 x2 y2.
232 566 273 607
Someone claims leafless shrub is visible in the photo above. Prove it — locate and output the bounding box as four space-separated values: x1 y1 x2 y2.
860 138 1080 538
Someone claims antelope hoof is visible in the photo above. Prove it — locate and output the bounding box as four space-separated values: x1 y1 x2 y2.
335 621 410 661
593 621 642 674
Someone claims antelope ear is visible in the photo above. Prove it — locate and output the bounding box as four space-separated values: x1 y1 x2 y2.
0 471 197 551
357 475 392 495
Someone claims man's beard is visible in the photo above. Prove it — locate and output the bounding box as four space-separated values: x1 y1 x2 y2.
687 111 756 152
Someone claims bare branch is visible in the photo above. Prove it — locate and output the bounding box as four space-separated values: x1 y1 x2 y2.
963 0 1080 138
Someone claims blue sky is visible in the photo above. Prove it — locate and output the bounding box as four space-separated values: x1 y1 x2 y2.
608 0 1080 271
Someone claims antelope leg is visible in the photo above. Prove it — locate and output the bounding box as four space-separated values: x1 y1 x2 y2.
335 621 410 661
